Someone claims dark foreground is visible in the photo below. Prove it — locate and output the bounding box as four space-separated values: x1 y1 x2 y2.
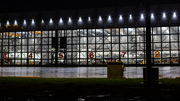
1 78 180 101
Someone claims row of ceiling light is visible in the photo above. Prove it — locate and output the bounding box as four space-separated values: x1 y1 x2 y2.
6 12 177 25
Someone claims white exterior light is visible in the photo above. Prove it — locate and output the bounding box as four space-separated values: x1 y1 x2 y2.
173 12 176 18
14 20 17 25
130 14 132 19
99 16 102 21
32 19 34 24
151 13 154 18
108 15 111 20
42 19 44 23
69 17 71 22
88 17 91 21
24 20 26 24
50 18 53 23
163 13 166 18
119 15 122 20
59 18 62 23
141 14 144 19
79 17 82 22
7 21 9 25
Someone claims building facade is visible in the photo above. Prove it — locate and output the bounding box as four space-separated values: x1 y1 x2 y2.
0 4 180 66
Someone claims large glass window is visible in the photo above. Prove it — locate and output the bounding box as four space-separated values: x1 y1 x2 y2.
0 26 180 66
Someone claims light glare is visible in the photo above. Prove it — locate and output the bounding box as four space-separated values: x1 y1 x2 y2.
141 14 144 19
108 16 111 20
173 12 176 17
119 15 122 20
88 17 91 21
151 13 154 18
60 18 62 22
24 20 26 24
69 17 71 22
88 17 91 20
163 13 166 18
32 19 34 24
50 18 53 23
130 14 132 19
7 21 9 25
79 17 82 22
99 16 102 21
14 20 17 25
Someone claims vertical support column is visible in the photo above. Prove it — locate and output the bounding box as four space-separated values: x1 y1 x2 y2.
146 0 152 86
55 30 58 66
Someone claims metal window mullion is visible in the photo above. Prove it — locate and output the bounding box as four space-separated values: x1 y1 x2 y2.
160 27 163 64
71 30 73 65
87 29 88 65
20 31 22 65
144 28 146 65
103 29 104 65
127 28 129 64
55 30 58 66
178 26 179 64
119 28 120 62
41 30 42 66
1 31 3 65
14 31 16 66
111 29 112 61
79 29 80 65
34 31 35 66
95 29 96 65
135 28 137 65
27 31 29 66
152 27 154 65
8 32 9 65
169 26 171 64
48 31 49 65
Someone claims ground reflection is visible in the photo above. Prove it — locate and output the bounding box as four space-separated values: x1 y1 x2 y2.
0 66 179 78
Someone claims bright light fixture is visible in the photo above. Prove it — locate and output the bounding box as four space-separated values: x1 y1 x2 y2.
173 12 176 17
60 18 62 22
88 17 91 21
7 21 9 25
119 15 122 20
42 19 44 23
151 13 154 18
130 14 132 19
163 13 166 18
69 17 71 22
141 14 144 19
24 20 26 24
14 20 17 25
79 17 82 22
32 19 34 24
99 16 102 21
108 15 111 20
50 18 53 23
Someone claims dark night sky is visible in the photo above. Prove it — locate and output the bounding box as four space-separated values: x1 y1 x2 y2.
0 0 180 13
